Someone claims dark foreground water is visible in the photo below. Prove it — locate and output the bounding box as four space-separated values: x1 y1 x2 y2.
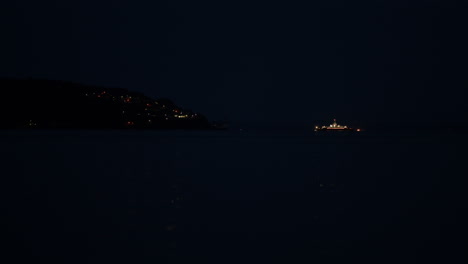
1 130 467 263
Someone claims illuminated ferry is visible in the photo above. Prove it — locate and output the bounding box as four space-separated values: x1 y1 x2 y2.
314 119 361 132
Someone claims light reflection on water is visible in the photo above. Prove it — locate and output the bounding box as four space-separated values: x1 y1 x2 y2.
0 130 466 263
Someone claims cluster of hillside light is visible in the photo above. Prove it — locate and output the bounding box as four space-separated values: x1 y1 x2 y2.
86 90 198 127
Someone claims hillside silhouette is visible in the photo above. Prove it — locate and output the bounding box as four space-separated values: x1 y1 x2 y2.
0 78 212 129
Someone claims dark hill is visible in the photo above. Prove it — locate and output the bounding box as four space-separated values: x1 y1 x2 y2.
0 78 211 129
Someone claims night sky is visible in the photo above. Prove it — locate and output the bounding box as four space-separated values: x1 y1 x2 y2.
1 0 467 127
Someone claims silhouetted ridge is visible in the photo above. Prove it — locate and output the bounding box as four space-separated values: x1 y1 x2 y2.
0 78 212 129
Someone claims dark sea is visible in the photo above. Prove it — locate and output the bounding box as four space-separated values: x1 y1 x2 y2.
1 129 467 264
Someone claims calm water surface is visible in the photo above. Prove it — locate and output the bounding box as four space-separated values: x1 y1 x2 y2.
1 130 467 263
